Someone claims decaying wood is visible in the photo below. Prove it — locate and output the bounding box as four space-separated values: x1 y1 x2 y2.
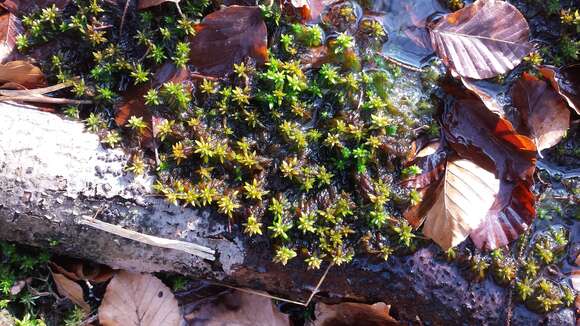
0 103 574 325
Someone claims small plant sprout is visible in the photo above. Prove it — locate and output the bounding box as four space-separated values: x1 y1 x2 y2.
297 211 317 234
102 130 122 147
172 142 188 164
126 115 148 133
333 33 354 55
85 113 105 132
305 254 323 270
379 245 394 261
516 278 533 301
280 157 300 180
234 62 249 79
268 218 293 240
125 154 147 176
194 137 215 163
217 191 241 219
156 119 175 141
393 221 415 247
130 63 150 84
144 89 161 105
273 246 297 266
200 79 217 95
243 178 269 200
243 214 263 236
172 41 190 68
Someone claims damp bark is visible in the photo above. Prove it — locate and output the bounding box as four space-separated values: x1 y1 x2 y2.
0 102 573 325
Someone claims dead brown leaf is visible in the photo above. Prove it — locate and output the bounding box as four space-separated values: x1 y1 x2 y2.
0 12 22 63
288 0 336 24
511 72 571 152
539 65 580 115
0 60 46 89
49 260 114 283
442 82 537 181
51 269 90 312
429 0 532 79
417 158 500 250
98 271 181 326
189 6 268 76
309 302 398 326
469 179 535 250
183 290 289 326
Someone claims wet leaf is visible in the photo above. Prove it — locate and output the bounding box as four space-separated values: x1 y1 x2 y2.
98 271 181 326
138 0 179 10
442 85 537 180
310 302 398 326
539 65 580 115
511 73 571 152
189 6 267 76
372 0 448 68
418 158 500 250
458 75 505 115
51 270 90 312
0 60 46 89
469 179 535 250
0 12 22 63
429 0 532 79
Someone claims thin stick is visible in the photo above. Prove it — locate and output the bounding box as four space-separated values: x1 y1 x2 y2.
0 96 91 105
78 215 215 261
377 53 424 72
119 0 131 35
304 263 333 306
0 80 75 96
174 1 185 18
208 281 309 306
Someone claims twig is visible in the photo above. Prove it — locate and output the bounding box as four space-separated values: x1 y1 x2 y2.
0 96 91 105
304 263 333 306
174 1 185 18
0 80 75 96
78 215 216 261
377 53 425 72
119 0 131 36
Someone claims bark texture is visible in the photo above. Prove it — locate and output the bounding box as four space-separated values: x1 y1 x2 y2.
0 103 574 325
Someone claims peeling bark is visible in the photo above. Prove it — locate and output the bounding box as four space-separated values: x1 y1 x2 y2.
0 102 573 325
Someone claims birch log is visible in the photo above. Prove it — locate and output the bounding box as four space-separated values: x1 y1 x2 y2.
0 102 573 325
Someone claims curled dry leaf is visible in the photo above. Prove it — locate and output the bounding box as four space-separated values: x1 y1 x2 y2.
183 290 289 325
469 179 535 250
98 271 181 326
372 0 448 68
138 0 179 10
511 72 571 152
442 85 536 180
189 6 268 76
539 65 580 115
50 269 90 312
429 0 532 79
0 60 46 89
309 302 398 326
0 12 22 63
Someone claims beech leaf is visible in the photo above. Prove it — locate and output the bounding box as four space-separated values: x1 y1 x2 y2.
469 179 535 250
0 12 22 63
184 290 289 325
289 0 335 24
311 302 398 326
51 270 90 312
420 158 500 250
511 73 571 152
539 65 580 115
442 84 537 180
429 0 532 79
98 271 181 326
189 6 268 76
0 60 46 89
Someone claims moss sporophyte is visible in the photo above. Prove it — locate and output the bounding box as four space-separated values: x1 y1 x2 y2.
14 0 578 314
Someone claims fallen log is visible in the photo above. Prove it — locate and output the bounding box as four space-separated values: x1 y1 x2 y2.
0 102 574 325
